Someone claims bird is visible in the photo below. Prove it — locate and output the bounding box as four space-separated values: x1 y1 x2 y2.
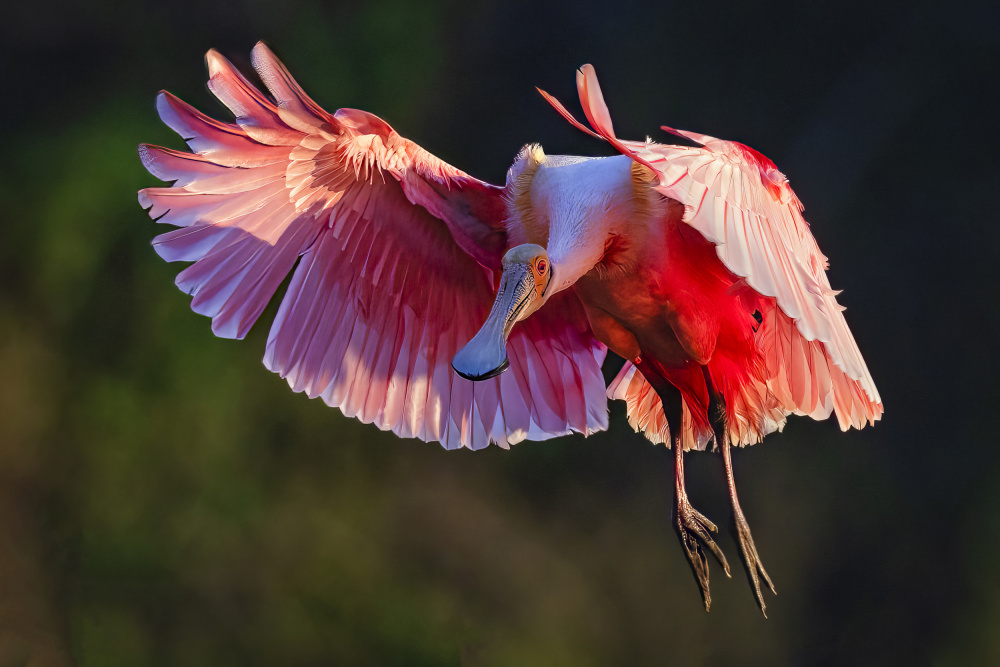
138 43 882 615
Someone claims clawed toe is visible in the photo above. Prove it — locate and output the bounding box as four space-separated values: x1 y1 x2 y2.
733 510 776 617
675 499 730 611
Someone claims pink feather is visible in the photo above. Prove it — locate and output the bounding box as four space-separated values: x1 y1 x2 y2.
139 43 609 450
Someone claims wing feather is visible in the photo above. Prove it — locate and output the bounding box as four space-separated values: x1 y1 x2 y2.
640 146 882 431
140 44 609 449
543 64 882 434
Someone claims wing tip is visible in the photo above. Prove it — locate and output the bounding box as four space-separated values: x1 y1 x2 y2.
204 48 227 76
154 90 175 120
250 41 276 70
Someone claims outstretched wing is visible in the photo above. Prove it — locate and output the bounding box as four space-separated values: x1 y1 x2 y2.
541 64 882 433
139 43 608 449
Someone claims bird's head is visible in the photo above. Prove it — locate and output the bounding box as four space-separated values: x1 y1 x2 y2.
452 244 551 380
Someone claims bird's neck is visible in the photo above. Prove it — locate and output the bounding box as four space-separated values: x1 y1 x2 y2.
547 235 606 295
532 154 636 295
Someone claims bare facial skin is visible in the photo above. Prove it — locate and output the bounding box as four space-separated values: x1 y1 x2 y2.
451 245 550 380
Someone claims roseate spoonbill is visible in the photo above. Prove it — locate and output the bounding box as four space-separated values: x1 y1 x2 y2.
138 43 882 614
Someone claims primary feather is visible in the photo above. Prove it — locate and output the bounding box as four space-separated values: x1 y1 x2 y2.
139 43 608 450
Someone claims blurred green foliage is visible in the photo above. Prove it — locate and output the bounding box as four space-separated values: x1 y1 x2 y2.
1 0 998 665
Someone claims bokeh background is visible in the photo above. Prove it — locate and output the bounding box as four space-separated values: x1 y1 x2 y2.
1 0 998 664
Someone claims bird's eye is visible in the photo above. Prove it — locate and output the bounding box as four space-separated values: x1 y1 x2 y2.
536 260 547 274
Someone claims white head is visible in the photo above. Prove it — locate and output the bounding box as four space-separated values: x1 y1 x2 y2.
452 146 643 382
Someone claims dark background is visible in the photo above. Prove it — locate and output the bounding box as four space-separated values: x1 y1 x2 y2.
1 0 997 664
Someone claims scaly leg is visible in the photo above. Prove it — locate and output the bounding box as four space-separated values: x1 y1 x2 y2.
638 360 730 611
722 439 776 616
674 430 731 611
703 367 776 616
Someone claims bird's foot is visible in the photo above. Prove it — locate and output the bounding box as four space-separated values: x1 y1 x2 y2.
733 506 776 617
674 497 731 611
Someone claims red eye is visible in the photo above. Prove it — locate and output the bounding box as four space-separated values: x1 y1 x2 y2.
537 260 547 274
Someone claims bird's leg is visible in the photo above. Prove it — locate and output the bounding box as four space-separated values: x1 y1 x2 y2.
723 439 776 616
673 428 731 611
703 367 776 616
639 362 730 611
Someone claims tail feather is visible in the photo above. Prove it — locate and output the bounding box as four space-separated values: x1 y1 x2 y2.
607 363 714 451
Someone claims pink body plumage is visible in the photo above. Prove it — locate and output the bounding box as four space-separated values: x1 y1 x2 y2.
139 44 883 615
139 45 881 452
